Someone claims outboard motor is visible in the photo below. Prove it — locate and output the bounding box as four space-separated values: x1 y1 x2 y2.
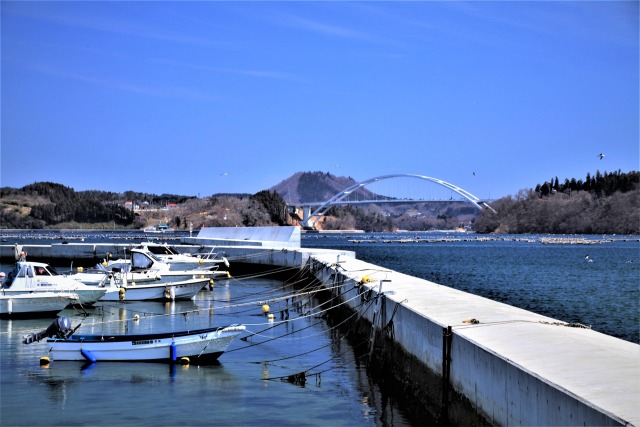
23 317 74 345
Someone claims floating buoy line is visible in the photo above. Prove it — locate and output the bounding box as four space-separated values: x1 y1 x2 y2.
230 292 374 346
239 298 376 362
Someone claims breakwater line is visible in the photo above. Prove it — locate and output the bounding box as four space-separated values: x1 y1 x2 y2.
225 246 640 426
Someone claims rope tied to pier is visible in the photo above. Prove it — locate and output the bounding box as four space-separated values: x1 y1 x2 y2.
539 321 591 329
382 299 407 341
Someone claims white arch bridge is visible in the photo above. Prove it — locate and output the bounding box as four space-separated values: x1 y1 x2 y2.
295 173 496 229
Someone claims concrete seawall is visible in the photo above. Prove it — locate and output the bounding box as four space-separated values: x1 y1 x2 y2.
228 246 640 426
1 242 638 426
162 243 640 426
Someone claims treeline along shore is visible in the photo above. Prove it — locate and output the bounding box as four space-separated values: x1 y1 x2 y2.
1 170 638 235
474 170 639 234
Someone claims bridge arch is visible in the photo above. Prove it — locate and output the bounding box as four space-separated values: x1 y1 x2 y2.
300 173 495 229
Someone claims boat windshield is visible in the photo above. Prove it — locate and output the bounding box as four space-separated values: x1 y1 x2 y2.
146 252 163 262
131 252 155 270
146 245 178 255
16 264 34 278
46 265 61 276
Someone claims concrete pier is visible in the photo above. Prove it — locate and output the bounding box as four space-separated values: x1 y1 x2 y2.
220 245 639 426
1 233 638 426
304 251 639 426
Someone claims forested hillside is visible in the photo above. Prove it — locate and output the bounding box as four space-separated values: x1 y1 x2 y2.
2 170 637 234
474 170 639 234
0 183 136 229
0 182 289 230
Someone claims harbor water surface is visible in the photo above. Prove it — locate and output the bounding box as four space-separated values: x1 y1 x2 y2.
1 231 638 426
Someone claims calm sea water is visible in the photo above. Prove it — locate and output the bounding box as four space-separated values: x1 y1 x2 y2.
1 231 414 427
302 232 640 343
1 279 408 426
1 231 638 427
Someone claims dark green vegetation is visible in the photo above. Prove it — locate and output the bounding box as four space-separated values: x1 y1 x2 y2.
474 170 639 234
0 183 136 229
0 183 289 230
1 170 638 234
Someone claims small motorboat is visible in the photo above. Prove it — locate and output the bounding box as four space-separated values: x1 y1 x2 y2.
23 317 246 365
143 223 174 233
97 275 210 301
70 249 227 286
0 292 80 318
135 243 229 272
1 258 107 306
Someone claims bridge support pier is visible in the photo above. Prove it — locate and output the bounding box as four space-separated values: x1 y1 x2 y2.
301 205 313 229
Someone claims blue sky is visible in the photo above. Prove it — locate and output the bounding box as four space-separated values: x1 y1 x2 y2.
2 1 638 201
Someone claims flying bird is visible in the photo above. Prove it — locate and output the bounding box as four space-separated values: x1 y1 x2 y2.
598 153 605 160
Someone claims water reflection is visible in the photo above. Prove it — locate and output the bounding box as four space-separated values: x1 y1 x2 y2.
2 275 414 426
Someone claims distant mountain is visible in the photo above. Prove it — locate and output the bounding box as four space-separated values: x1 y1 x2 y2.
269 171 479 227
269 171 357 204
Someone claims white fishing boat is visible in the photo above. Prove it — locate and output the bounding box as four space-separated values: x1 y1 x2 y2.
69 249 226 287
23 317 245 365
136 243 229 272
0 292 80 318
142 223 174 233
98 275 209 301
1 259 107 306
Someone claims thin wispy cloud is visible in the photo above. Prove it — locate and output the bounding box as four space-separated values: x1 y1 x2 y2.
153 58 304 83
6 4 223 48
445 1 637 47
24 62 217 102
277 14 369 40
270 11 398 47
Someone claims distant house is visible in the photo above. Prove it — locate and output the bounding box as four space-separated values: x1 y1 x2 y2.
124 201 140 211
167 203 177 209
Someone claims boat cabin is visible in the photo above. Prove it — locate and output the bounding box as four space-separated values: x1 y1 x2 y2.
141 244 180 256
3 262 62 288
130 250 163 271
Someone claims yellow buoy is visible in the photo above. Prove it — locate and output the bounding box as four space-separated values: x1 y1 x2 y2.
179 357 190 365
119 288 126 301
77 266 84 272
199 259 204 264
40 356 50 366
261 304 270 314
267 313 275 321
208 279 214 291
226 271 231 278
102 261 108 267
133 314 140 321
361 275 370 284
